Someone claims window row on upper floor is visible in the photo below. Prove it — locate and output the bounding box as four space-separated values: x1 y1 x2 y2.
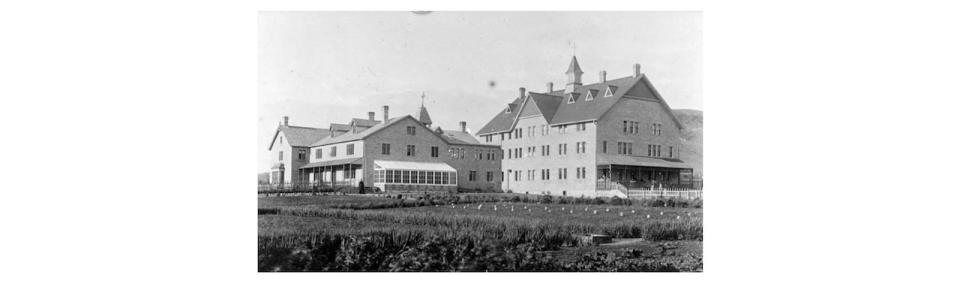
501 142 586 159
484 121 593 143
623 120 664 136
600 140 676 158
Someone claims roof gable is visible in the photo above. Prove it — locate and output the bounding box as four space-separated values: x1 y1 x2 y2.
312 115 459 147
518 95 543 118
528 93 563 123
597 75 684 130
269 125 330 150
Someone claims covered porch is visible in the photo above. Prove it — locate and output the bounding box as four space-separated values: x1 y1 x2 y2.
596 155 693 189
299 157 363 188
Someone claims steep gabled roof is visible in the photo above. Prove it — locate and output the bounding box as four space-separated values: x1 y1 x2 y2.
528 92 563 122
349 118 381 128
547 75 640 125
269 125 330 150
312 116 412 147
329 123 351 132
312 115 496 148
477 73 685 134
476 97 521 135
441 130 481 145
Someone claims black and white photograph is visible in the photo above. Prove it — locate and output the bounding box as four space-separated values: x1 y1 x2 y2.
5 1 960 288
257 11 703 272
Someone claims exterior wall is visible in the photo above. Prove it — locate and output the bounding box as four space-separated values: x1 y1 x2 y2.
481 112 598 197
596 97 682 166
362 117 448 189
309 140 365 163
355 117 502 192
308 139 365 186
444 143 502 192
289 146 311 184
267 132 293 184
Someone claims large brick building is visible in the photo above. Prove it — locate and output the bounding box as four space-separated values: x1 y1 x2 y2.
276 103 502 193
476 56 693 197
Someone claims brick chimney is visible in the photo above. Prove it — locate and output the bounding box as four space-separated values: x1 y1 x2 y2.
547 82 554 92
283 116 289 126
519 87 525 98
368 112 375 121
459 121 467 132
382 105 389 121
599 70 607 83
633 64 642 78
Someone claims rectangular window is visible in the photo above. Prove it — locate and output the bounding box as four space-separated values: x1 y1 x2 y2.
628 143 633 155
486 171 493 182
330 147 337 157
406 126 416 135
431 146 439 158
602 141 607 153
669 146 673 158
279 151 283 161
382 144 390 155
657 145 661 157
406 145 415 156
315 148 322 159
518 128 523 138
346 144 354 155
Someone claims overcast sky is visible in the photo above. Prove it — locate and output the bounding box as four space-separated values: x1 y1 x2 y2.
259 11 701 172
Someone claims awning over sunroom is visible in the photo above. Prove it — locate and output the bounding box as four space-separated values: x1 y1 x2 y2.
300 157 363 169
597 155 692 169
373 160 456 172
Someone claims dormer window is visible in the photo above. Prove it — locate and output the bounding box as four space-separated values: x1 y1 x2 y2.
567 93 579 104
585 89 597 101
604 86 617 97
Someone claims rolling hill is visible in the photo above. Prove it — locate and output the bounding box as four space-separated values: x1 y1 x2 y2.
673 109 703 176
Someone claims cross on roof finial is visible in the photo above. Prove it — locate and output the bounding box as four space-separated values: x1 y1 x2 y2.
420 92 425 107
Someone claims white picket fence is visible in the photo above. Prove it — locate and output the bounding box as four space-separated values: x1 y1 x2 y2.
626 189 702 200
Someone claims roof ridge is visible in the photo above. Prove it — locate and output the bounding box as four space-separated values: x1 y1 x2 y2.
285 125 325 130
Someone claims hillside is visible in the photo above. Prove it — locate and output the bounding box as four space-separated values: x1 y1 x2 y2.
673 109 703 176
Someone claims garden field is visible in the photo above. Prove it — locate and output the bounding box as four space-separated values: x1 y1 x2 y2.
258 193 703 272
